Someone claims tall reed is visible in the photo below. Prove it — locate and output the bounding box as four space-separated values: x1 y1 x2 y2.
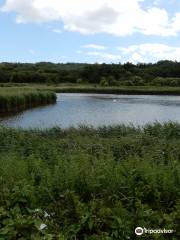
0 88 56 113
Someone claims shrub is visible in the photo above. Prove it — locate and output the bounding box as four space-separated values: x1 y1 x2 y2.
100 77 109 87
132 76 144 85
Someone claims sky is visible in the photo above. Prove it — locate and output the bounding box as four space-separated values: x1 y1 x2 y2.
0 0 180 63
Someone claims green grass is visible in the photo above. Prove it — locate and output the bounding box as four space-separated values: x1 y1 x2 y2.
51 85 180 95
0 123 179 239
2 83 180 95
0 87 57 114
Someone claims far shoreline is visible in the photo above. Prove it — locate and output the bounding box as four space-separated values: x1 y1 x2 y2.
43 85 180 96
53 87 180 95
2 83 180 96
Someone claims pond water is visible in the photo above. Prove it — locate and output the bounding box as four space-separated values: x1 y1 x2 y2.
1 93 180 129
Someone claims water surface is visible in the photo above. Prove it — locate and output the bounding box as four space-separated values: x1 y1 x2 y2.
0 93 180 128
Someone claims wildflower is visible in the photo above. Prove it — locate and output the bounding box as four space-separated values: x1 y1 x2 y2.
39 223 47 230
44 211 50 218
34 208 40 212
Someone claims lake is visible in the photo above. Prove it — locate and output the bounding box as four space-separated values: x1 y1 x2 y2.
1 93 180 129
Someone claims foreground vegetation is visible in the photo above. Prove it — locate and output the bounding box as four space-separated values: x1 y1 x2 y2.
0 123 179 239
0 88 56 114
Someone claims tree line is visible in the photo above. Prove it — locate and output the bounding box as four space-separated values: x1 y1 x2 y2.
1 60 180 86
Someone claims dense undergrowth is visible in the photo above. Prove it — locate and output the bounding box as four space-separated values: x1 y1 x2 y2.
0 123 179 239
0 88 57 114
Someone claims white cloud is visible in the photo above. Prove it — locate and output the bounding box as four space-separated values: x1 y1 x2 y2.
82 44 106 50
131 53 144 62
87 51 121 61
1 0 180 37
1 0 59 23
118 43 180 63
171 13 180 33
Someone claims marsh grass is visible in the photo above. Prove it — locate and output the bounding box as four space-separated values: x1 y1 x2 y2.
52 85 180 95
0 123 179 239
0 87 57 113
2 83 180 95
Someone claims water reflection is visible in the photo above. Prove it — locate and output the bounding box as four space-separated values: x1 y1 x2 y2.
0 93 180 129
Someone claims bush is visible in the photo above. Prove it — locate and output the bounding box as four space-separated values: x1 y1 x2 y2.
100 77 109 87
123 80 134 86
76 78 84 84
110 80 120 86
132 76 144 85
151 77 180 86
151 77 165 86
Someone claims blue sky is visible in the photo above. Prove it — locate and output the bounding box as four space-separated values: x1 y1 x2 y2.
0 0 180 63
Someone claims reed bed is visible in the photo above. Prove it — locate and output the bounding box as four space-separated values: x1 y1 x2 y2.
0 87 57 113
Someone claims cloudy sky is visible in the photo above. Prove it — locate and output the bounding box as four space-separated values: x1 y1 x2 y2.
0 0 180 63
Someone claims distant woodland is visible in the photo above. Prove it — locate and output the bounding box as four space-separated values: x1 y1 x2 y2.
1 60 180 86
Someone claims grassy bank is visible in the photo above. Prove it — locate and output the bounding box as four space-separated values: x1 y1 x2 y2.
0 87 57 114
2 83 180 95
0 123 179 239
52 85 180 95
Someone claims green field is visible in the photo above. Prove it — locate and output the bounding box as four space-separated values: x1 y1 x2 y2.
0 123 179 239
